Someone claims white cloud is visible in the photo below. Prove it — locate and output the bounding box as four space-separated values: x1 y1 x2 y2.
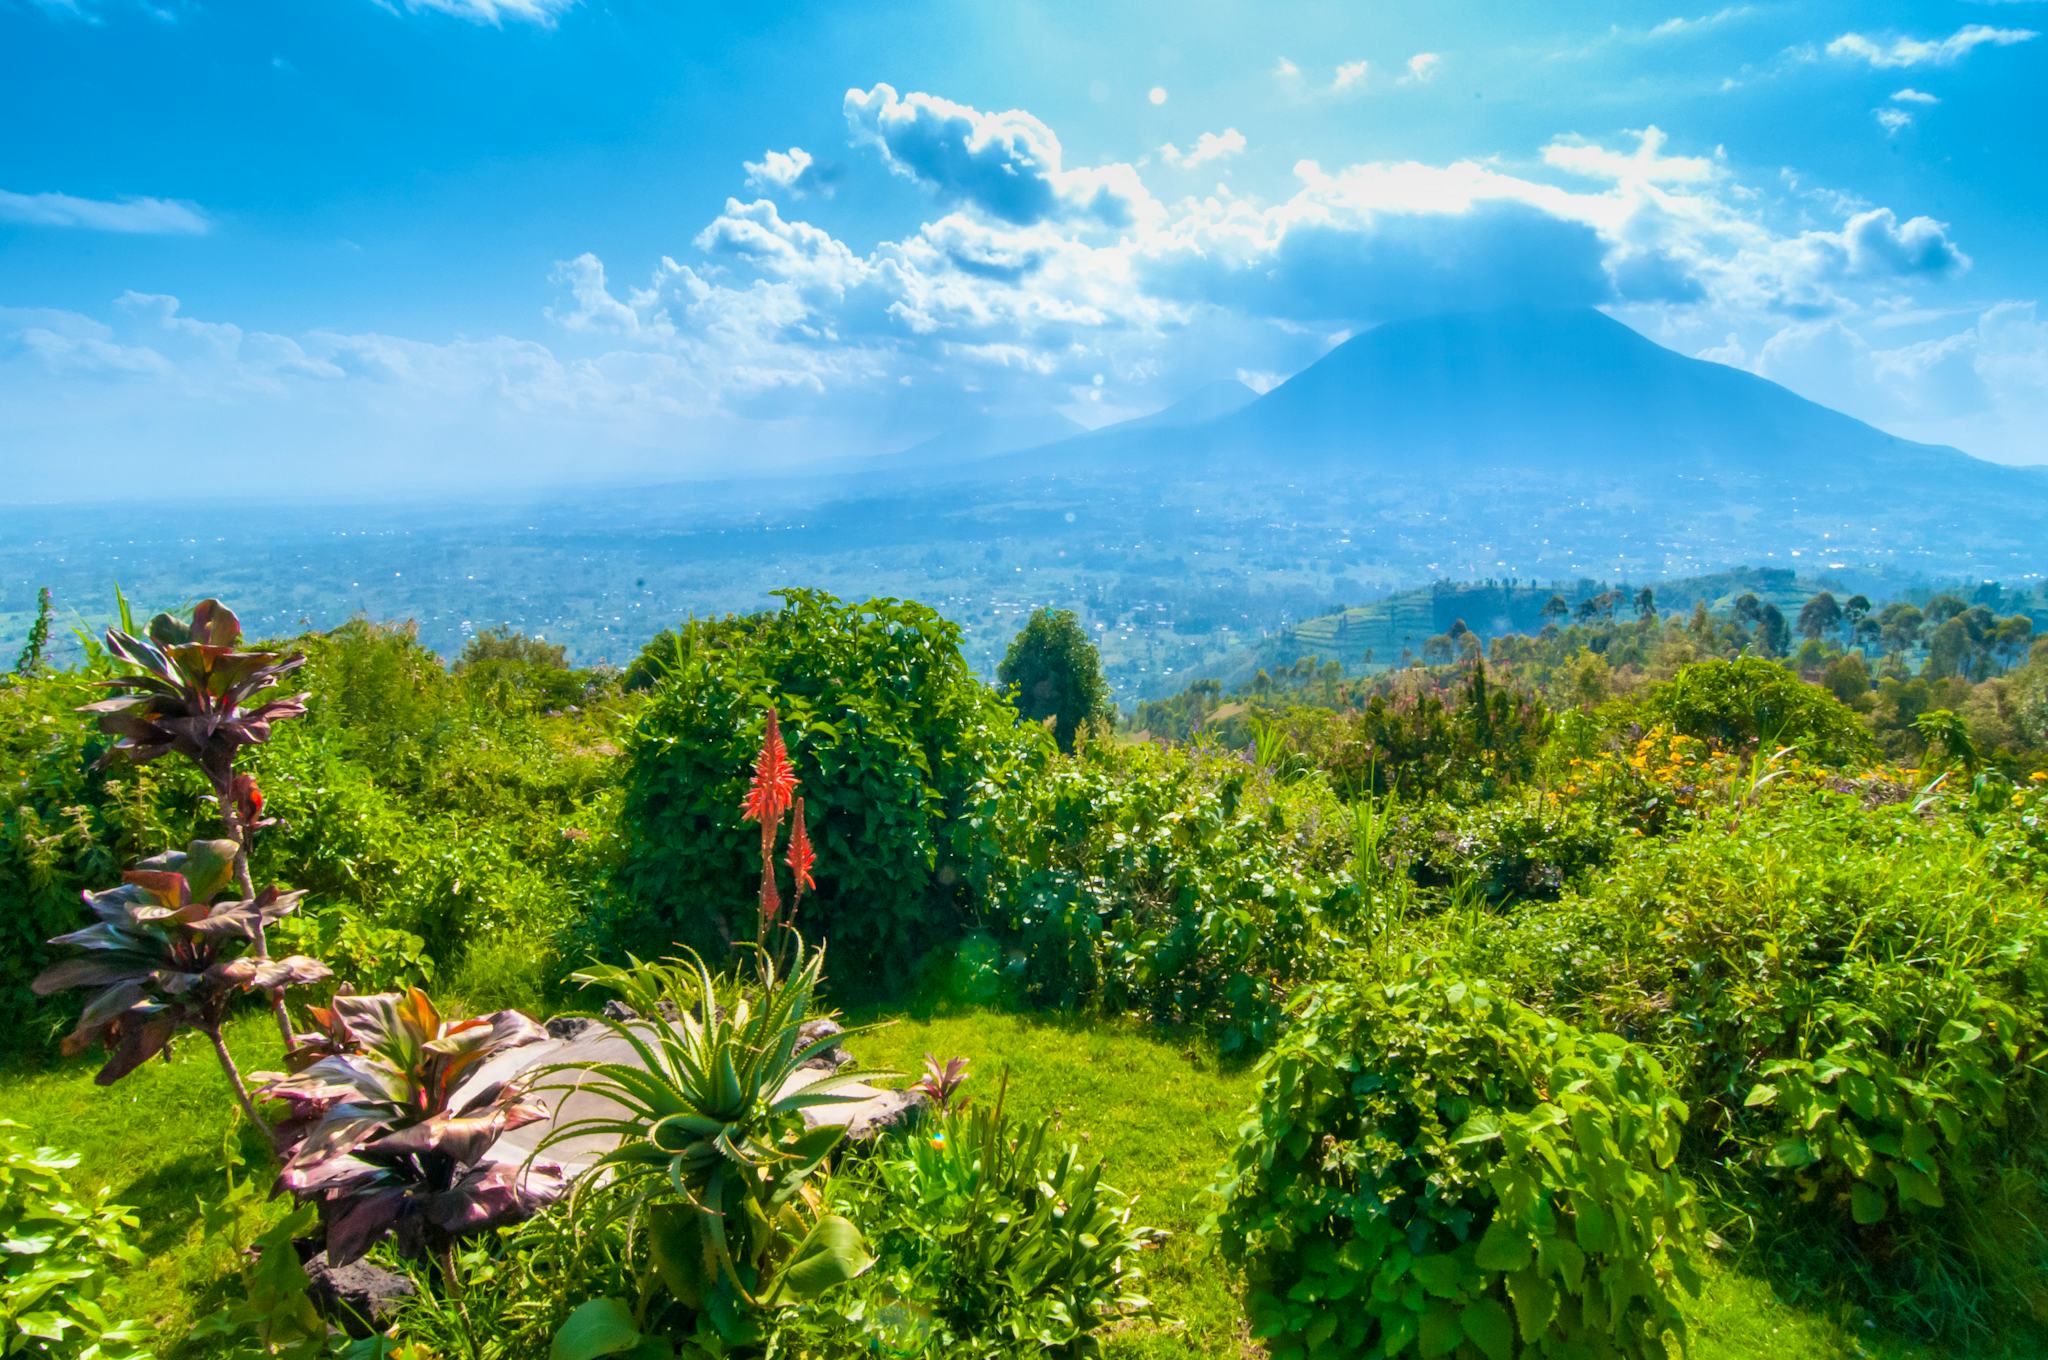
742 146 839 198
1890 88 1939 104
379 0 577 25
1648 7 1754 40
1404 52 1442 83
1159 128 1246 170
844 82 1157 229
1875 107 1913 135
1825 24 2036 69
0 188 210 234
1542 125 1718 184
1332 60 1370 93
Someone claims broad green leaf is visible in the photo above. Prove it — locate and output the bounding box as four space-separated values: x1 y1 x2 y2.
551 1299 642 1360
1461 1298 1515 1360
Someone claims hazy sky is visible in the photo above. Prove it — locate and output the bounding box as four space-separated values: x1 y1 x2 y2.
3 0 2044 498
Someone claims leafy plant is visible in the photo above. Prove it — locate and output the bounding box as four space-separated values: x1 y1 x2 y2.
31 838 329 1127
0 1122 151 1360
260 988 568 1284
912 1054 971 1116
1214 966 1700 1360
820 1099 1164 1357
537 942 881 1347
80 598 312 1045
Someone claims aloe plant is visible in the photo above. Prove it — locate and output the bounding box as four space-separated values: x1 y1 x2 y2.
259 989 567 1285
539 941 883 1345
31 837 329 1128
78 598 311 1046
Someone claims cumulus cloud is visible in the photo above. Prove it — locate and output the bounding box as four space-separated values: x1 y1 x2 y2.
1159 128 1246 170
844 83 1156 229
1825 24 2036 69
742 146 840 198
380 0 577 25
1404 52 1442 83
1875 107 1912 135
1890 88 1939 104
1332 60 1370 93
0 188 210 234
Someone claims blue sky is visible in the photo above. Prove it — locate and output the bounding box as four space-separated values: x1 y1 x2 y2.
2 0 2044 498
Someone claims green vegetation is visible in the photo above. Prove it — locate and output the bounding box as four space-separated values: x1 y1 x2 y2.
998 606 1114 753
3 579 2048 1357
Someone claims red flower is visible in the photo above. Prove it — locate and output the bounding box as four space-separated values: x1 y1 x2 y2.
786 797 816 900
232 772 265 827
740 707 797 826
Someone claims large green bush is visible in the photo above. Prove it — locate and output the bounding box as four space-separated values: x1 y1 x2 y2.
1483 784 2048 1326
983 740 1355 1052
1214 967 1700 1360
609 590 1041 984
1641 657 1873 765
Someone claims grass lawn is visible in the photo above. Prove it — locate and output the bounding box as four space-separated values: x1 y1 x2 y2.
0 1002 2029 1357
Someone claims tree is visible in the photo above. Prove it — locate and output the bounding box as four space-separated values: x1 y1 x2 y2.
1797 591 1843 642
1635 587 1656 622
1541 595 1569 626
1755 604 1790 659
998 607 1112 753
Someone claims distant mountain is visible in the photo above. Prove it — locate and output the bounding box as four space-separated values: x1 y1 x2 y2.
1108 378 1258 433
880 410 1088 468
987 307 2039 498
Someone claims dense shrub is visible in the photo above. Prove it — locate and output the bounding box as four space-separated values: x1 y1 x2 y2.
609 590 1041 985
1392 795 1618 905
1214 967 1700 1360
982 741 1354 1052
0 668 205 1055
1483 783 2048 1327
821 1104 1163 1356
1641 657 1873 765
1 1123 149 1358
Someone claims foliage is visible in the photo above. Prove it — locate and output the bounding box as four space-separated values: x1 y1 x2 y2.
0 1122 151 1360
1641 658 1874 765
538 943 880 1347
1213 967 1701 1360
818 1101 1165 1357
998 607 1113 754
981 739 1355 1052
610 589 1040 985
31 838 328 1124
80 598 309 793
1483 784 2048 1331
262 988 567 1269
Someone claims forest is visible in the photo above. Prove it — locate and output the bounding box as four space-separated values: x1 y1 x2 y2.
2 579 2046 1359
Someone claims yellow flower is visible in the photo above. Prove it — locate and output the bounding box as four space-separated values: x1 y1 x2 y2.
2031 772 2047 783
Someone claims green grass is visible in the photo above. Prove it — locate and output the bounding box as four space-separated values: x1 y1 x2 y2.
0 1001 2034 1358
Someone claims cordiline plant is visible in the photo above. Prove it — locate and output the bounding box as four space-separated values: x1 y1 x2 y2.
31 837 330 1129
538 941 882 1348
259 989 568 1288
79 598 311 1046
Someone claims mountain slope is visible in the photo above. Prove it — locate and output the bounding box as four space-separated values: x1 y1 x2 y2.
994 307 2035 495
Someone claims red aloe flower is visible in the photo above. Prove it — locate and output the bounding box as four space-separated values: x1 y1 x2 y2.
740 707 797 826
786 797 816 903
